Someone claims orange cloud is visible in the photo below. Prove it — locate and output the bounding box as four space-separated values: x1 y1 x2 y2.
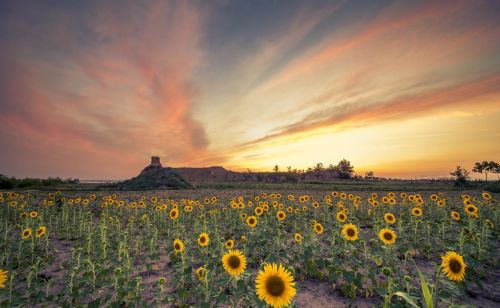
0 1 210 178
239 74 500 149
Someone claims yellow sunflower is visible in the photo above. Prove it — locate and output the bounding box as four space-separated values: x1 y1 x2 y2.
336 212 347 223
29 211 38 218
198 233 210 247
36 226 47 238
222 249 247 277
451 211 460 221
411 207 423 217
276 210 286 221
464 204 478 217
294 233 302 244
378 228 397 245
256 263 296 308
225 239 235 249
255 207 264 216
481 192 491 201
441 251 466 282
384 213 396 225
0 269 7 289
21 228 32 240
313 223 324 235
173 239 185 253
341 224 359 241
246 216 258 228
195 266 206 281
170 209 179 220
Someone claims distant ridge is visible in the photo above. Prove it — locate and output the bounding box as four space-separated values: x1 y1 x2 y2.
174 166 340 184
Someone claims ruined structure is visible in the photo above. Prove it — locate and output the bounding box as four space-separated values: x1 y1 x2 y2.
116 157 192 190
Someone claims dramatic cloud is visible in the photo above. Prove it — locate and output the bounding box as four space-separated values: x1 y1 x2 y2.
1 0 499 179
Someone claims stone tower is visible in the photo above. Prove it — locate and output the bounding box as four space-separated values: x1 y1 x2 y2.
150 156 162 167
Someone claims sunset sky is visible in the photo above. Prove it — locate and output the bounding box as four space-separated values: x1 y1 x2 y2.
1 0 499 180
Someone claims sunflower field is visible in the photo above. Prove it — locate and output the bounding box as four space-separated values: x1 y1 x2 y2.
0 190 498 307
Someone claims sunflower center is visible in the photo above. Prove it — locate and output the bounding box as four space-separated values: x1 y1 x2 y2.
24 231 29 236
387 216 394 221
266 275 285 297
250 219 255 224
347 228 355 237
228 255 241 269
200 237 206 243
340 215 345 220
174 243 180 250
383 232 393 240
449 259 462 273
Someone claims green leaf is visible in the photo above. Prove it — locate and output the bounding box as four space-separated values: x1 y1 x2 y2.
417 268 433 308
393 291 419 308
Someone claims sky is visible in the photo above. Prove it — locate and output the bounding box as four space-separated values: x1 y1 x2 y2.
0 0 499 180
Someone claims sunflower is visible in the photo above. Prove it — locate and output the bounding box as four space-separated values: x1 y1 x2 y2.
173 239 185 253
29 211 38 218
451 211 460 221
225 239 235 249
384 213 396 225
294 233 302 244
481 192 491 201
198 233 209 247
441 251 466 281
170 209 179 220
411 207 423 217
241 235 247 243
256 263 296 308
36 226 46 238
20 212 28 219
313 223 324 235
341 224 359 241
222 249 247 277
246 216 258 228
336 212 347 223
378 228 397 245
464 204 478 216
21 228 32 240
276 211 286 221
195 266 206 281
0 269 7 289
255 207 264 216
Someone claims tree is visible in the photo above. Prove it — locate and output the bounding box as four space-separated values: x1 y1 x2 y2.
472 162 484 179
450 165 469 186
337 159 354 179
491 161 500 180
273 165 279 173
365 171 375 179
314 163 324 174
287 166 292 173
473 161 497 181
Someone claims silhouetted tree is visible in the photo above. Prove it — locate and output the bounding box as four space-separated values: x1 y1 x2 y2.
273 165 279 173
450 165 469 186
365 171 375 179
473 161 497 181
337 159 354 179
314 163 324 174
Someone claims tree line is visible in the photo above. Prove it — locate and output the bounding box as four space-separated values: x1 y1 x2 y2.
272 159 355 179
0 174 79 189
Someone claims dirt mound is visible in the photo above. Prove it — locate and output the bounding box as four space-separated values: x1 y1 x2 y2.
116 165 193 190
